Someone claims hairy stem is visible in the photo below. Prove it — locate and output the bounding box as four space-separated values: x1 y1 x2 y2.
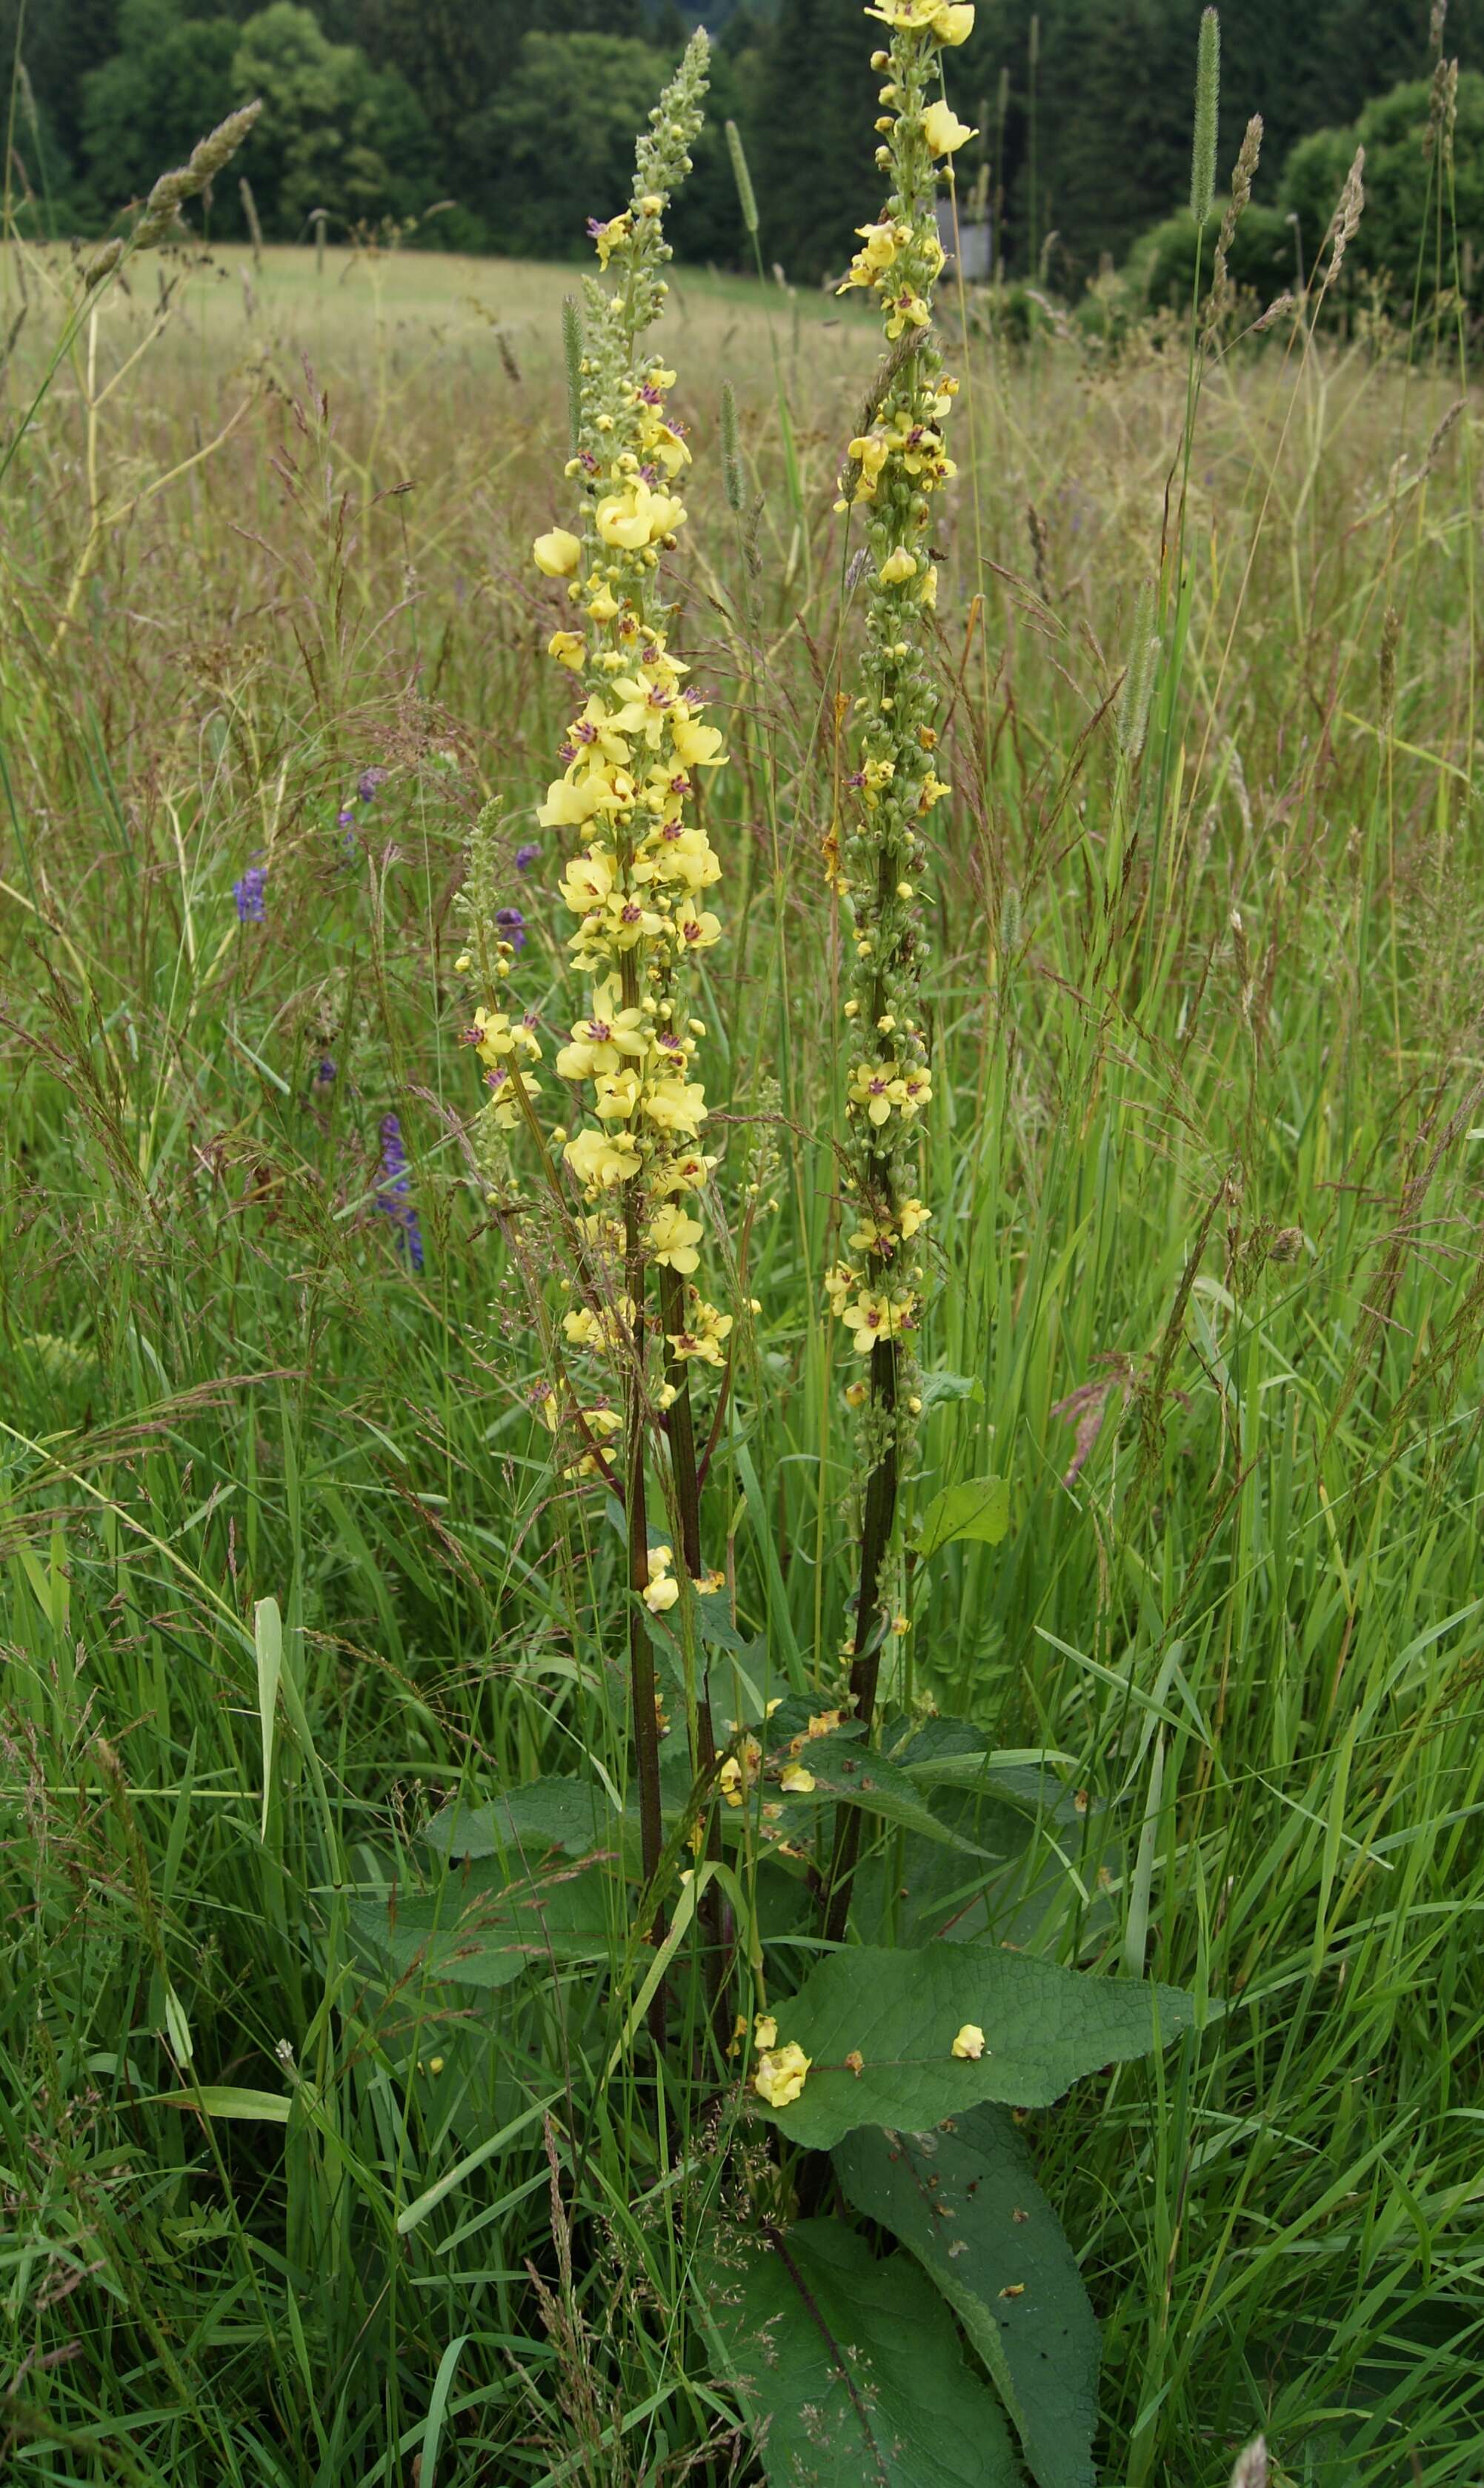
626 1197 666 2047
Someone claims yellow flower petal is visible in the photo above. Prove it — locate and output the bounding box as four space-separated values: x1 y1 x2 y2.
533 528 582 578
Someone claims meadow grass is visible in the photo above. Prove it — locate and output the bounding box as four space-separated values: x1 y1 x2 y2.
2 226 1484 2486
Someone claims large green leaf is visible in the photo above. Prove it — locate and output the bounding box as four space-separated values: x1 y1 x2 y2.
835 2107 1100 2488
748 1942 1202 2149
914 1475 1011 1559
766 1725 998 1855
424 1776 632 1867
701 2217 1020 2486
349 1855 616 1990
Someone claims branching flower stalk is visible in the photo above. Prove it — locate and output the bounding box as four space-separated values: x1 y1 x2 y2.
459 36 730 1948
821 0 974 1945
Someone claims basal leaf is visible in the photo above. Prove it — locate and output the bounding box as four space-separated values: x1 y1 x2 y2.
914 1475 1011 1560
424 1776 630 1866
748 1941 1203 2149
768 1726 996 1855
701 2217 1020 2486
835 2106 1100 2488
350 1854 616 1991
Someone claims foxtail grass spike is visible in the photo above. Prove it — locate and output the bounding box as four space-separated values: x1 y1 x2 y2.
561 296 583 455
721 379 744 513
726 120 759 236
1117 584 1158 761
1191 9 1220 224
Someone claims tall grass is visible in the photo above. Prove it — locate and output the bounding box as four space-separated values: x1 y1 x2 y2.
2 136 1484 2488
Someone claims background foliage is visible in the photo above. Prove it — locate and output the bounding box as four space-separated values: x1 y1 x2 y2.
2 210 1484 2478
3 0 1483 293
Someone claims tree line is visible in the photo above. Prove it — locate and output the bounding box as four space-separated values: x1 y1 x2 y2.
0 0 1476 290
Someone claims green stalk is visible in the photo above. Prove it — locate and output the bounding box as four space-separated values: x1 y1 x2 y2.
625 1193 667 2047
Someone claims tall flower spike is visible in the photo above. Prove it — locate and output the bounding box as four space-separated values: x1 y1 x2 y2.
824 0 969 1943
459 33 724 1961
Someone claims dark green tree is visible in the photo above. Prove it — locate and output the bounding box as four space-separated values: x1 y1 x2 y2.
459 30 673 259
81 0 236 216
229 2 435 231
1283 67 1484 307
751 0 882 282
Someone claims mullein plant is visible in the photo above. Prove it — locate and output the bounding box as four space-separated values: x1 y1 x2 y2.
429 19 1205 2470
456 32 727 1917
820 0 975 1941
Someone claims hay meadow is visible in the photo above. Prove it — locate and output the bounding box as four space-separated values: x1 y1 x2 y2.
4 128 1484 2488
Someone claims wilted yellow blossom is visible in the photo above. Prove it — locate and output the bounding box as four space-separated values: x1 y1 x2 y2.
752 2042 811 2107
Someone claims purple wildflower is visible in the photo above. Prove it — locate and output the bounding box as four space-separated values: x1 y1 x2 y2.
495 905 527 951
375 1112 425 1274
233 865 267 923
312 1057 336 1090
515 842 540 872
357 767 389 805
336 807 356 828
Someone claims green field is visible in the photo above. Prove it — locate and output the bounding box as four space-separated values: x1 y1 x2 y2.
3 211 1484 2487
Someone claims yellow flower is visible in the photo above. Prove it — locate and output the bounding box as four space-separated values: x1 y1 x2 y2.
643 1075 708 1137
922 100 976 156
670 712 728 770
897 1066 933 1119
919 563 939 610
557 848 616 914
473 1008 541 1066
849 1060 907 1126
565 1125 642 1188
951 2023 986 2060
591 210 632 270
593 1068 642 1123
562 1403 623 1477
839 1289 914 1354
555 994 649 1082
540 776 606 831
779 1764 816 1795
483 1065 542 1131
548 629 587 670
934 2 976 40
752 2042 811 2108
533 528 582 578
753 2012 778 2050
595 479 686 551
885 290 931 339
878 546 918 586
647 822 720 891
675 906 722 954
646 1202 703 1272
849 431 891 495
643 1545 680 1615
668 1298 733 1366
898 1197 931 1237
